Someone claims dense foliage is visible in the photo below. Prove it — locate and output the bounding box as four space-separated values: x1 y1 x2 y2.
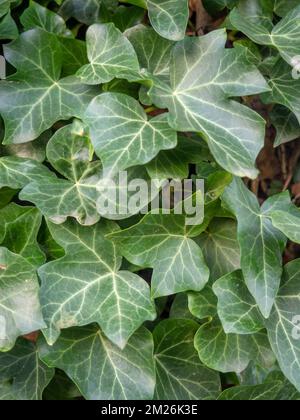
0 0 300 401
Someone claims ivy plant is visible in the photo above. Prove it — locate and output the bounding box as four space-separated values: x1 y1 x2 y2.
1 0 300 401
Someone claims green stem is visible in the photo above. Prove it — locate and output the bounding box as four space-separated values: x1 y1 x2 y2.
145 106 157 114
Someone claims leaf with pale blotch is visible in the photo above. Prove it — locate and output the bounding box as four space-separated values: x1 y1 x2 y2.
222 177 290 318
0 203 44 267
0 157 54 189
38 219 156 348
270 105 300 147
85 92 177 177
0 247 45 351
262 59 300 126
20 1 69 35
146 0 189 41
108 213 210 298
229 2 300 66
266 259 300 392
38 326 156 400
0 338 54 400
77 23 140 85
218 382 283 400
20 120 102 226
195 218 240 281
153 319 221 400
150 30 269 178
0 28 98 145
213 270 265 334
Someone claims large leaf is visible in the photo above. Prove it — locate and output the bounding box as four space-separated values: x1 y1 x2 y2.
150 30 269 178
0 28 98 144
153 319 220 400
85 92 177 176
77 23 140 84
108 213 210 298
266 259 300 392
0 247 45 351
38 219 156 348
0 203 44 267
39 326 156 400
222 177 290 318
146 0 189 41
0 338 54 400
20 120 102 226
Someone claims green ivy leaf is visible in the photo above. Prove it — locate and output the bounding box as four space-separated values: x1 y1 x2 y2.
38 326 156 400
108 213 210 298
0 338 54 400
146 0 189 41
0 247 45 351
230 1 300 66
38 219 156 348
85 92 177 176
213 270 265 334
153 319 221 400
270 105 300 147
20 120 102 226
0 28 98 144
222 177 290 318
0 203 44 267
150 30 269 178
77 23 140 84
266 259 300 392
218 381 283 400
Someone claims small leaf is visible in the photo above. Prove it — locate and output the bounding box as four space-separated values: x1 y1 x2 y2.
218 382 283 400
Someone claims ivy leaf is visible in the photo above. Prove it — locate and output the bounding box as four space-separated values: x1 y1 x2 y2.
0 156 54 189
0 338 54 400
213 270 265 334
274 0 300 17
270 201 300 244
59 0 118 25
218 382 283 400
20 1 69 35
38 219 156 348
108 213 210 298
150 30 269 178
20 120 102 226
270 105 300 147
195 218 240 281
77 23 140 84
222 177 290 318
146 0 189 41
266 259 300 392
262 59 300 126
38 326 156 400
229 2 300 66
188 287 218 320
0 203 44 267
0 11 18 40
153 319 221 400
112 6 145 33
0 247 45 351
85 92 177 176
0 28 98 144
265 371 300 400
194 319 256 373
